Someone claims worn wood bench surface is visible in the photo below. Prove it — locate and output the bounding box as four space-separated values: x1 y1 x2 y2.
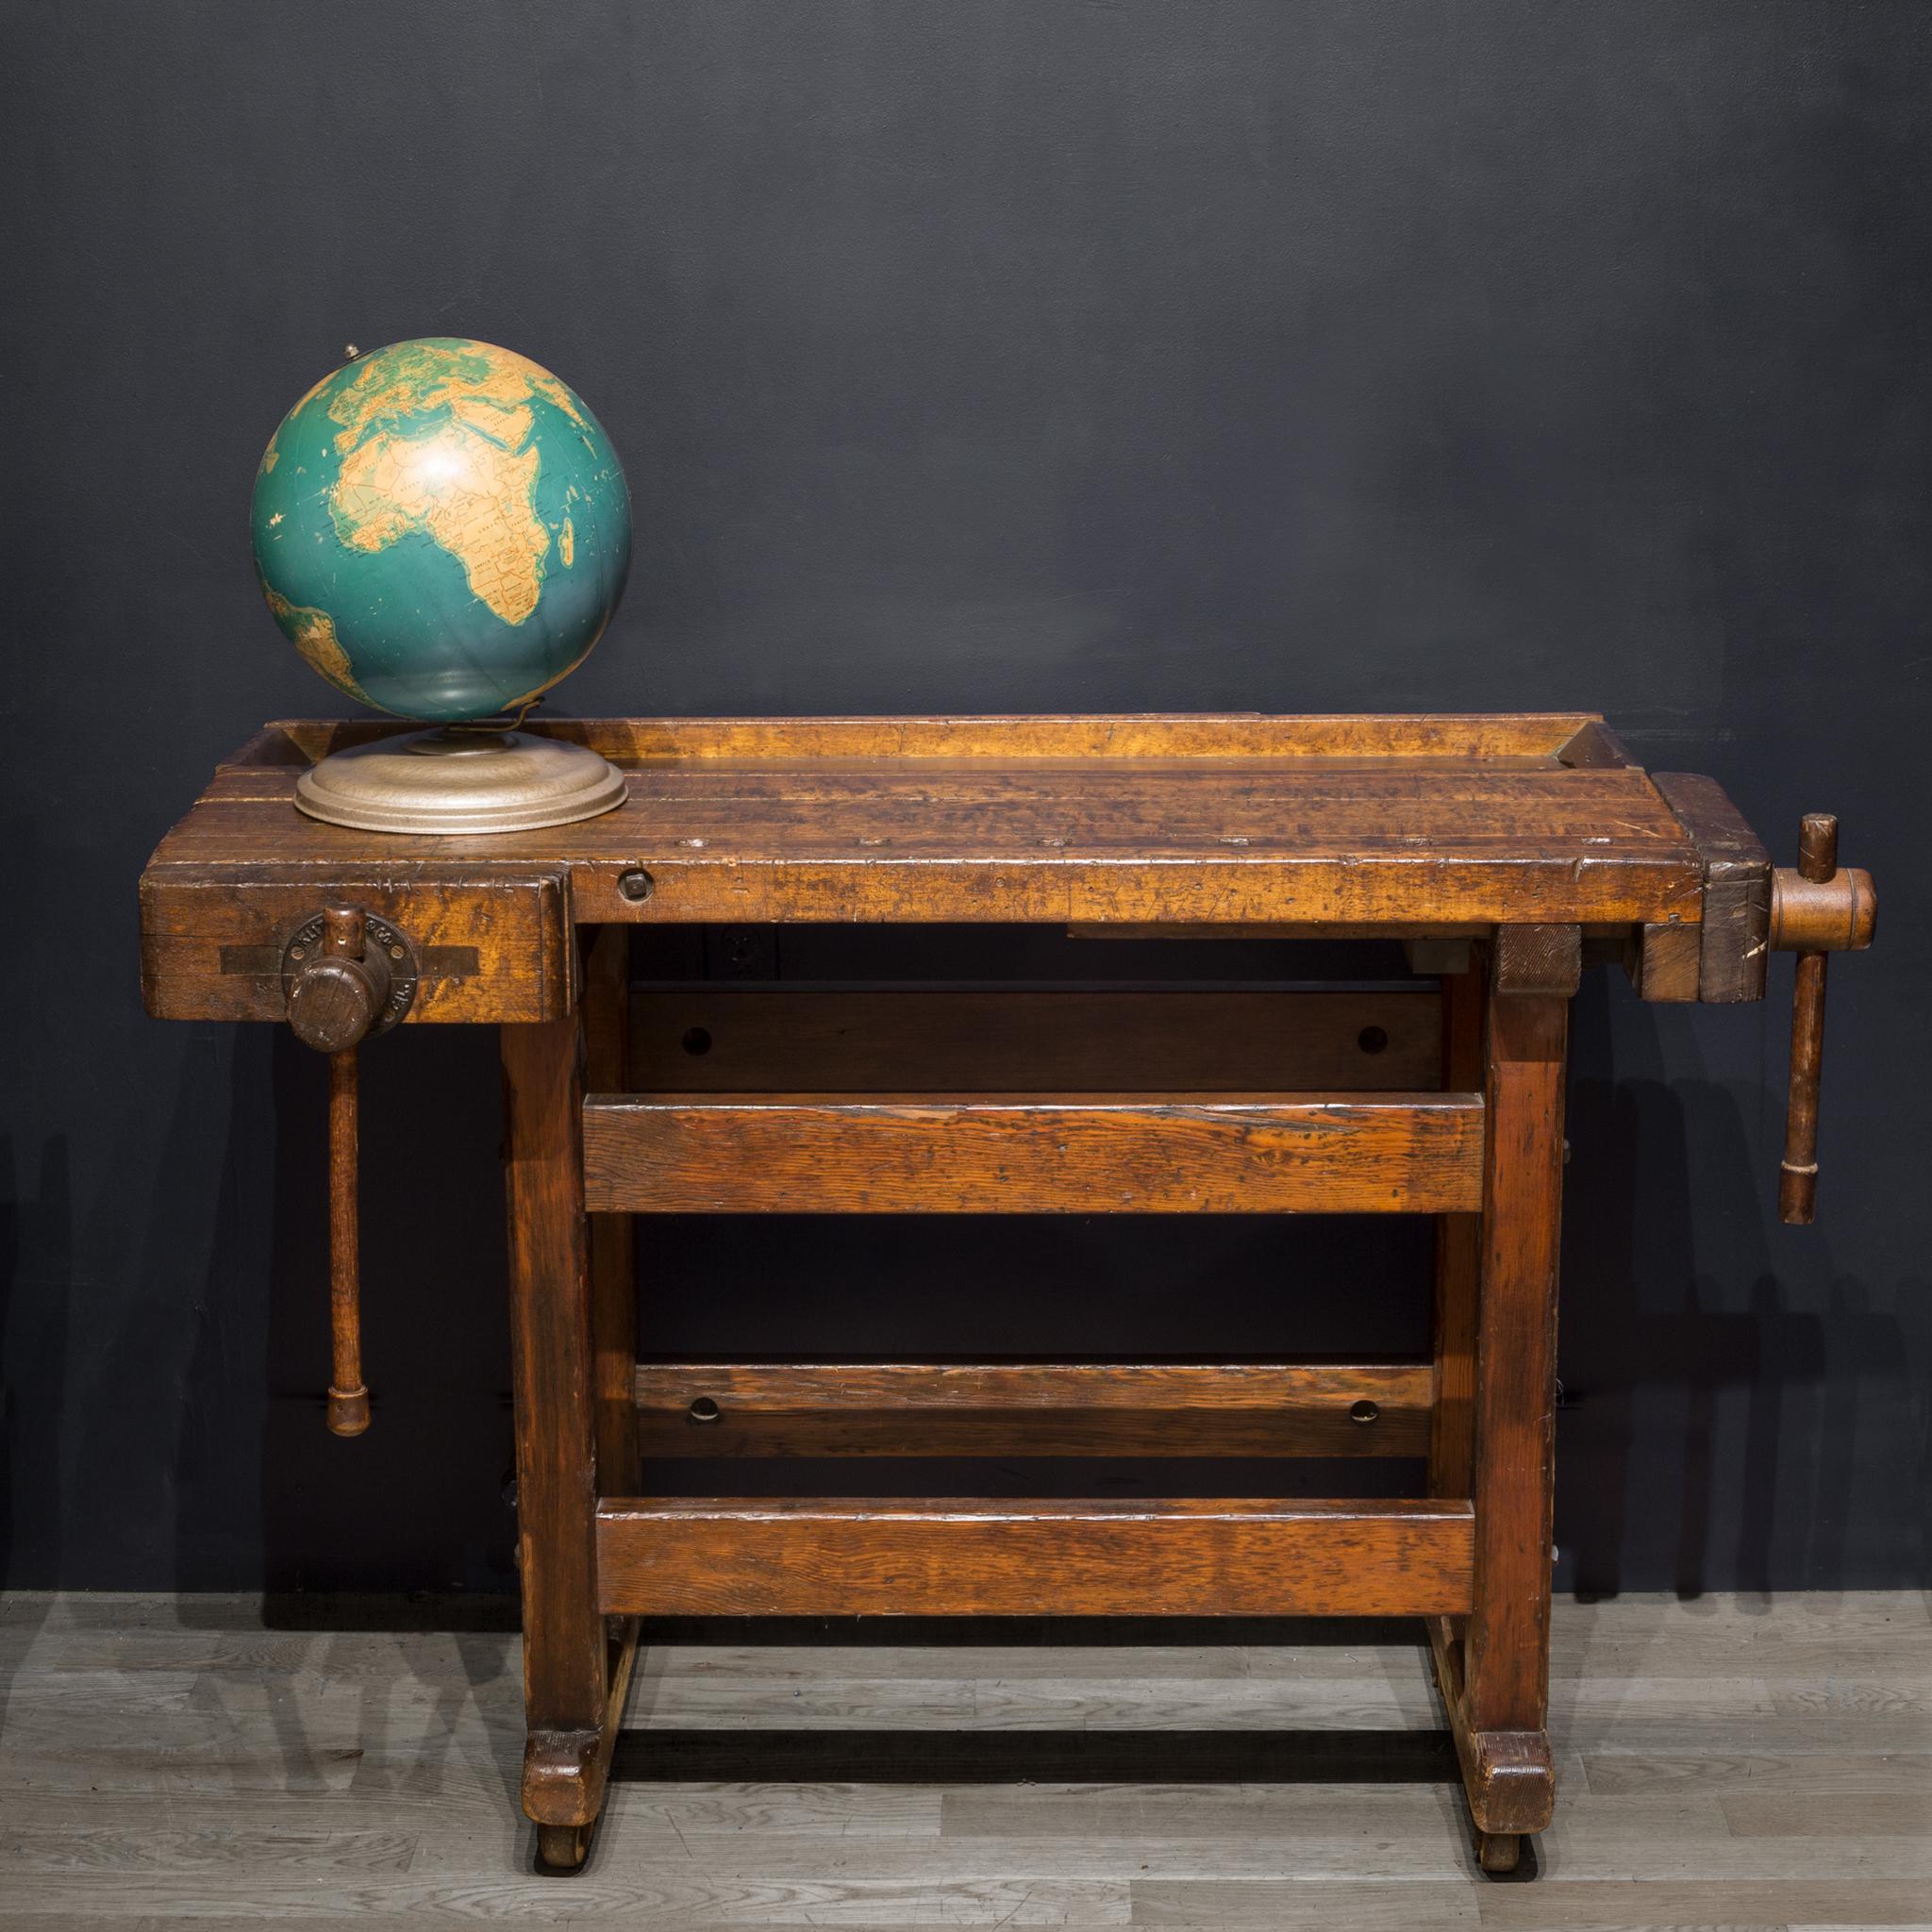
138 712 1804 1879
142 711 1722 943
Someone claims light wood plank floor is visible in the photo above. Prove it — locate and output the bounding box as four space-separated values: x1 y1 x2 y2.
1 1591 1927 1926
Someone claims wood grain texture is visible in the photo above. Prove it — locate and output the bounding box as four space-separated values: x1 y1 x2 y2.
633 1360 1435 1457
1460 988 1569 1833
1779 815 1840 1225
582 929 639 1497
594 1496 1476 1617
323 1048 369 1438
1770 862 1878 952
239 710 1616 764
582 1092 1485 1215
1651 771 1773 1002
1720 1790 1932 1836
595 711 1616 762
145 716 1709 933
1491 924 1582 997
1429 965 1484 1508
288 904 392 1054
574 758 1702 925
1429 1615 1557 1838
128 713 1803 1882
1553 718 1638 769
5 1590 1929 1913
1629 920 1702 1002
1076 921 1495 940
500 1014 608 1827
1780 956 1829 1226
629 988 1443 1094
139 863 575 1024
579 926 642 1845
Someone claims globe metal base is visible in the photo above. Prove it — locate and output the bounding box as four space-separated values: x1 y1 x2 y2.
295 728 627 835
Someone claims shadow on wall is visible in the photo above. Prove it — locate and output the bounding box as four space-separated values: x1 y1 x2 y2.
171 1022 520 1604
1559 975 1926 1597
0 1133 69 1727
102 924 1931 1600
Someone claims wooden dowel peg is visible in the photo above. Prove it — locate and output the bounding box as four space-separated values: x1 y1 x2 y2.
326 1045 370 1435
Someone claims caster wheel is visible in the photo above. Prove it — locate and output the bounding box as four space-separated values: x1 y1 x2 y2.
537 1822 590 1872
1475 1829 1522 1875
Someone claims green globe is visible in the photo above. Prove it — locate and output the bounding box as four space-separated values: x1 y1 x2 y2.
250 338 630 723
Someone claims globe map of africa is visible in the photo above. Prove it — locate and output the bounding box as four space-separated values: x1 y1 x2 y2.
250 338 630 723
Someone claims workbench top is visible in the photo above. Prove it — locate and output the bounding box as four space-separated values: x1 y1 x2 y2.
142 713 1767 1023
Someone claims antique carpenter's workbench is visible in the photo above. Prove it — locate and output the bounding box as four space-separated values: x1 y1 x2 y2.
140 713 1874 1875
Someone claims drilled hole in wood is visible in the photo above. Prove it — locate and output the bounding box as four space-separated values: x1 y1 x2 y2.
688 1396 721 1424
1357 1025 1390 1055
1350 1399 1380 1424
681 1027 713 1056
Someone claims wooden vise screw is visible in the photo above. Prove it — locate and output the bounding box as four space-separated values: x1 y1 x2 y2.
1770 815 1876 1224
280 906 420 1435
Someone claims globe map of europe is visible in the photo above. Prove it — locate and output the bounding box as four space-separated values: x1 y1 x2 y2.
250 338 630 723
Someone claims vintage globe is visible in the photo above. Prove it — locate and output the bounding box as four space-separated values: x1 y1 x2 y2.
250 337 630 724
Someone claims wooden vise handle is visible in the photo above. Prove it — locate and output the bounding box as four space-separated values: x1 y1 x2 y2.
285 905 391 1436
278 904 416 1436
1771 814 1877 1224
325 1044 370 1436
319 908 375 1435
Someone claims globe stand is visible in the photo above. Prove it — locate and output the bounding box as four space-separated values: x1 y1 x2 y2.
294 727 627 835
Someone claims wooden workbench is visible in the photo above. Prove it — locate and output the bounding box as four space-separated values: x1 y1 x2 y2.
140 713 1863 1877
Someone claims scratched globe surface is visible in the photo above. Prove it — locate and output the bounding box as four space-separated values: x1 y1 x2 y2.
249 339 630 723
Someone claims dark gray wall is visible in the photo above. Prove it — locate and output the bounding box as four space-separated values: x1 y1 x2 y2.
3 0 1925 1595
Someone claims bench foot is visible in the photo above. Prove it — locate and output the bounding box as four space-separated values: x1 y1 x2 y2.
1474 1828 1523 1875
536 1822 590 1872
521 1615 640 1867
1427 1616 1554 1847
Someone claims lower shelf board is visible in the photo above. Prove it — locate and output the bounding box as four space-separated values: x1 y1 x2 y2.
594 1494 1474 1619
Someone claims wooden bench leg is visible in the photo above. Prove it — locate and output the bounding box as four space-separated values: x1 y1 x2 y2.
1433 941 1570 1869
1430 964 1483 1506
584 927 642 1862
585 925 641 1500
504 997 632 1870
